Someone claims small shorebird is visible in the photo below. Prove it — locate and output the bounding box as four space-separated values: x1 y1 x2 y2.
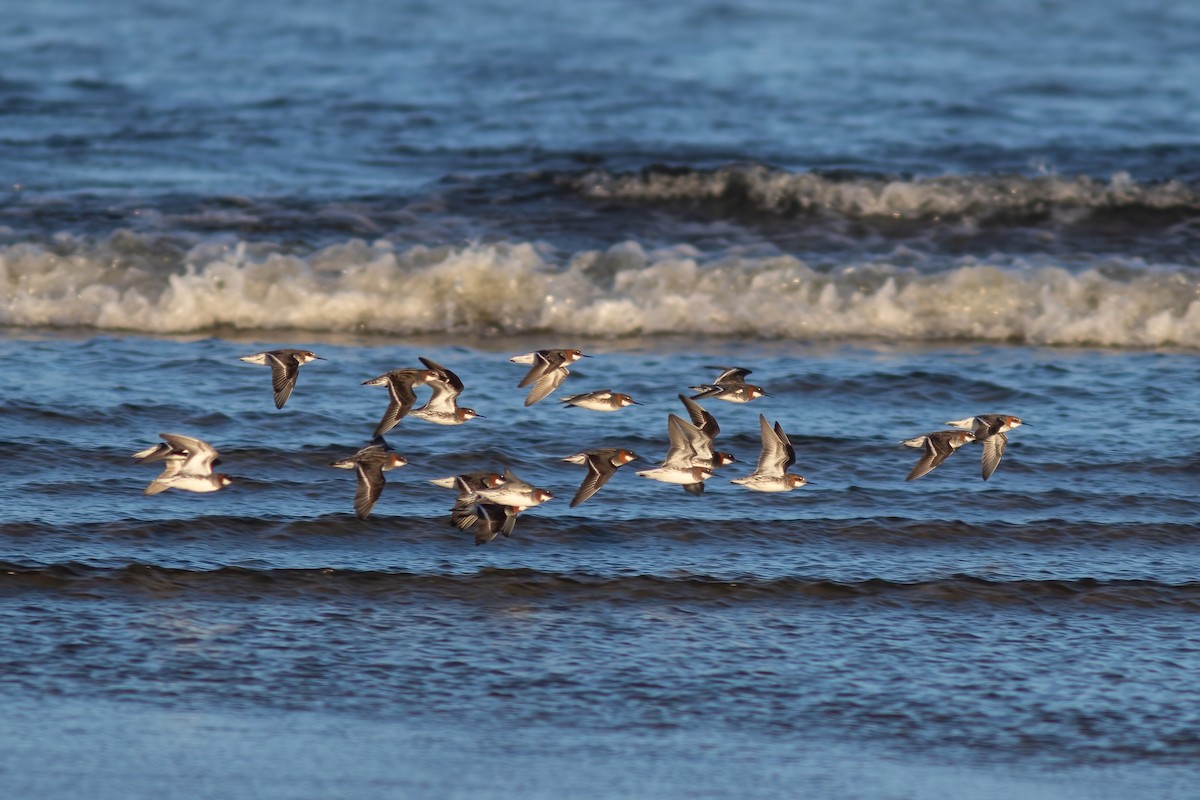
673 394 737 495
330 438 408 519
637 414 717 490
432 471 514 544
409 356 483 425
731 415 809 492
132 433 232 495
689 365 770 404
362 367 436 436
559 390 640 412
900 429 976 481
428 471 508 493
945 414 1027 480
562 448 640 507
471 468 554 510
636 460 714 487
451 499 521 546
511 348 588 406
239 349 325 409
450 469 551 545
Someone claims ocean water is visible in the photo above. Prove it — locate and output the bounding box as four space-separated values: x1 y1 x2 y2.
3 0 1200 797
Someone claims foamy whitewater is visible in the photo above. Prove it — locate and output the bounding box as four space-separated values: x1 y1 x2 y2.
3 1 1200 798
5 228 1200 347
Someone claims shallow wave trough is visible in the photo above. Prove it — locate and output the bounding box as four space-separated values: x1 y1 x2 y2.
4 561 1198 609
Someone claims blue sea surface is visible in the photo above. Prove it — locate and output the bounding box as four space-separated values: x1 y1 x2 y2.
3 0 1199 195
2 1 1200 798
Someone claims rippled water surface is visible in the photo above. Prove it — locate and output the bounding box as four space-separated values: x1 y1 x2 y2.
3 334 1200 793
2 0 1200 796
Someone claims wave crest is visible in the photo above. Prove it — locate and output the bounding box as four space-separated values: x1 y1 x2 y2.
560 164 1200 221
3 234 1200 347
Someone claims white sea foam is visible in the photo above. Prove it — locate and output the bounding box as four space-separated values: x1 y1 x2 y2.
2 235 1199 348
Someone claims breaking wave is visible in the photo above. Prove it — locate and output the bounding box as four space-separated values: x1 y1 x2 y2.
559 164 1200 221
3 233 1200 347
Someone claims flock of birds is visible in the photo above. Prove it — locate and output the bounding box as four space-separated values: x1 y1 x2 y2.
132 347 1027 545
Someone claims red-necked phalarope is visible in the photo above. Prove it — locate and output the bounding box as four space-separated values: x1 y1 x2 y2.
689 365 770 404
945 414 1027 481
677 393 737 495
133 432 232 495
559 390 640 412
330 437 408 519
451 500 521 546
731 414 809 492
409 356 483 425
239 349 325 409
900 429 976 481
362 367 436 436
562 448 640 507
511 348 589 406
637 413 719 491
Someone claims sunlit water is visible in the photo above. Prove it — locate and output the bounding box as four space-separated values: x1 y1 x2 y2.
2 0 1199 797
